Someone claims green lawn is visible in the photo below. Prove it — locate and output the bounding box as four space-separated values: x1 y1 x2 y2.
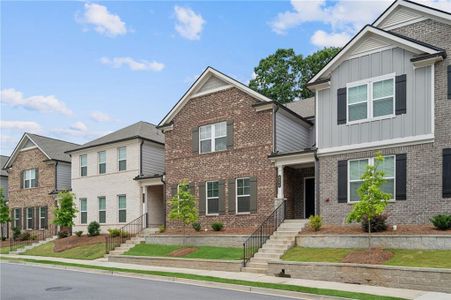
0 246 10 254
282 247 451 269
21 241 105 260
124 244 243 260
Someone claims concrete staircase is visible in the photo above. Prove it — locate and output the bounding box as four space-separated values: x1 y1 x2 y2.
242 219 307 274
105 235 145 257
12 236 57 254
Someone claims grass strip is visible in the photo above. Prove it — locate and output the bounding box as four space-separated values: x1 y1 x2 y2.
1 257 405 300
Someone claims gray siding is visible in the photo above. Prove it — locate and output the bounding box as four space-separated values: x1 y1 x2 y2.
142 141 165 176
0 176 8 201
275 110 313 153
197 76 228 94
56 162 71 191
317 47 432 149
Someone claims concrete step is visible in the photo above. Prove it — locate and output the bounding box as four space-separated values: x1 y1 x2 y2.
246 261 268 268
278 223 305 229
272 231 299 237
247 257 271 264
259 248 284 254
264 239 293 245
276 228 301 233
108 250 123 255
261 245 289 251
242 267 266 274
283 219 307 223
253 252 280 260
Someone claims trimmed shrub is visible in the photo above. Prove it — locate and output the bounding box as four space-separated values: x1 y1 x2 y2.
87 221 100 236
159 225 165 233
108 228 121 237
211 222 224 231
75 231 83 237
430 214 451 230
308 215 323 231
361 214 388 233
12 227 21 240
192 222 201 232
19 232 31 241
57 231 69 239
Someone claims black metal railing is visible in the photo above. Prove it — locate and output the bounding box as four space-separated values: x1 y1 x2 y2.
105 212 147 254
9 224 56 253
242 200 287 267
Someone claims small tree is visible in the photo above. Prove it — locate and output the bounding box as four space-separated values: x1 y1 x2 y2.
53 191 78 233
168 180 198 244
0 188 10 239
347 152 392 249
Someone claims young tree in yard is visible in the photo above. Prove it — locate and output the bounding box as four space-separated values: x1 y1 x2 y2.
249 47 340 103
53 191 78 233
346 152 392 249
0 188 10 239
169 180 198 244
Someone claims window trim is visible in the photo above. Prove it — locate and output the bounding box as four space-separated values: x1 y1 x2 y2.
23 168 37 189
199 121 227 154
98 151 106 175
26 207 33 230
346 73 396 125
206 181 219 216
118 147 127 171
98 196 106 224
236 177 251 215
347 155 396 203
80 198 87 224
118 194 127 223
80 154 88 177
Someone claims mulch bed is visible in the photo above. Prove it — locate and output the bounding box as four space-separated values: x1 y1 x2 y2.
342 248 394 265
161 227 255 235
53 235 106 252
169 247 198 257
301 224 451 235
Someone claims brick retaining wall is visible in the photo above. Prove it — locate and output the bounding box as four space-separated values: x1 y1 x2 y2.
145 235 247 248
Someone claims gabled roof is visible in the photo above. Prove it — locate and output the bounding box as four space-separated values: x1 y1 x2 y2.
373 0 451 30
0 155 9 177
66 121 164 153
158 66 274 127
3 133 79 169
284 97 315 119
307 25 445 87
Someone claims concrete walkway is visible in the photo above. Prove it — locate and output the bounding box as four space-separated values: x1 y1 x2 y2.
1 254 450 300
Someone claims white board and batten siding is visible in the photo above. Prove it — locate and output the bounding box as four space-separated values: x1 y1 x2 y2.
142 141 165 176
196 76 229 94
56 162 71 191
275 110 313 153
317 47 432 150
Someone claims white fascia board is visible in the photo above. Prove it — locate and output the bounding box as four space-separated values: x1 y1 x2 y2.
270 152 316 167
3 133 51 169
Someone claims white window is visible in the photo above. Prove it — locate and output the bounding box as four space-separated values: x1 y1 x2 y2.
80 198 87 224
236 178 250 214
199 122 227 154
206 181 219 215
348 155 395 203
39 207 46 229
118 195 126 223
80 154 87 177
98 151 106 174
118 147 127 171
14 208 20 228
27 207 33 229
98 196 106 224
23 169 37 188
347 74 395 123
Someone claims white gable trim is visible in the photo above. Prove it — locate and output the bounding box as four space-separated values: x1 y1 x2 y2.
158 67 273 126
3 133 51 169
191 84 234 98
307 25 441 87
373 0 451 29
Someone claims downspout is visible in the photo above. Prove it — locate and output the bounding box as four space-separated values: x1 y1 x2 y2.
161 174 166 228
54 161 58 192
314 150 320 216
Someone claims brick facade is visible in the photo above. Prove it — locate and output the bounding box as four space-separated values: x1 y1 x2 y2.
7 148 57 233
319 19 451 224
164 87 277 231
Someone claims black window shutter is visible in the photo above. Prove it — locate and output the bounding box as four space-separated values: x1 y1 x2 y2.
447 65 451 100
30 207 35 229
43 206 48 229
395 74 407 115
35 168 39 187
18 208 22 230
188 183 195 196
20 171 24 189
396 154 407 200
226 121 234 149
10 209 14 229
443 148 451 198
198 182 206 215
337 88 347 125
171 185 178 198
337 160 348 203
228 179 236 213
35 207 40 229
218 180 225 214
192 127 199 153
249 177 257 213
23 208 27 229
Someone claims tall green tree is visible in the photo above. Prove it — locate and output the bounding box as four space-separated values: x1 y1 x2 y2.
0 188 10 239
53 191 78 232
347 152 392 249
169 180 198 244
249 47 339 103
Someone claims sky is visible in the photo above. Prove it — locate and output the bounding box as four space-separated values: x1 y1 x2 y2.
1 0 450 155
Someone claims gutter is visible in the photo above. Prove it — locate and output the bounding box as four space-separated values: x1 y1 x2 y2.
65 136 164 154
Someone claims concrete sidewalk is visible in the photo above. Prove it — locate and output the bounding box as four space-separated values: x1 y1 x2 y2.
1 254 450 300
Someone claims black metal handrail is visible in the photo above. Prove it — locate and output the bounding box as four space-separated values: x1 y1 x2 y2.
9 224 56 252
242 200 287 267
105 212 147 254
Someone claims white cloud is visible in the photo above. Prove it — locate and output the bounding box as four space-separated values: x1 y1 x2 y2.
51 121 92 138
90 111 113 122
0 120 42 133
77 3 127 37
310 30 352 48
174 6 205 40
100 57 165 71
1 88 72 116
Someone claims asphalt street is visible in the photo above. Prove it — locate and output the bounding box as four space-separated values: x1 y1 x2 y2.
0 263 297 300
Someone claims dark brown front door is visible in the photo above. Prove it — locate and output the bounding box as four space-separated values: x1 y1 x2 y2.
305 178 315 218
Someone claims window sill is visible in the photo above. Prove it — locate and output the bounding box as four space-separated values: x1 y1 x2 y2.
346 114 396 126
205 213 219 217
198 149 229 156
347 199 396 205
236 212 251 215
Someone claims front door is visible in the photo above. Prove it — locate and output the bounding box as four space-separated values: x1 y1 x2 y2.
304 178 315 218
